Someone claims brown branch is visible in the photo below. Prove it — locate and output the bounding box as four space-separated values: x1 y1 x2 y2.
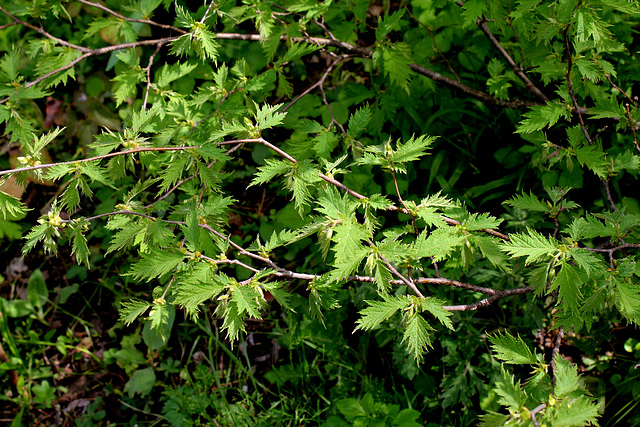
282 55 346 112
0 6 92 53
583 243 640 254
408 63 539 110
476 17 549 102
0 146 196 177
142 43 162 110
377 248 425 298
530 403 547 427
403 2 461 83
625 103 640 154
563 25 592 146
441 286 532 311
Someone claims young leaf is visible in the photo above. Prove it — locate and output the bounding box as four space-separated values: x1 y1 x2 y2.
503 191 549 213
500 228 558 265
120 298 152 325
488 332 537 365
355 296 411 331
126 248 185 280
402 313 434 362
0 189 30 219
420 297 454 330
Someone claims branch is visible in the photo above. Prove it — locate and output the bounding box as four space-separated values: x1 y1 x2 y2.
475 17 549 102
441 287 533 311
408 63 539 110
0 146 197 177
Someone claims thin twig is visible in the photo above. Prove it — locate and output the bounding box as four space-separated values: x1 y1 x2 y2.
476 16 548 102
282 55 345 113
441 287 532 311
530 403 547 427
199 0 217 24
142 43 162 110
625 103 640 153
402 2 460 83
563 19 592 146
0 146 197 177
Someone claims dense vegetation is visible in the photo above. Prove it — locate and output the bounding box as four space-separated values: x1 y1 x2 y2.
1 0 640 425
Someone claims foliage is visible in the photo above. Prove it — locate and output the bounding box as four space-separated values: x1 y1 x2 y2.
1 0 640 425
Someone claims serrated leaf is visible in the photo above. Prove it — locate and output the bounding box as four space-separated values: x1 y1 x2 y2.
552 262 582 314
489 332 537 364
251 158 291 186
70 221 90 267
175 272 226 318
347 104 372 138
0 189 30 220
402 313 433 362
120 298 152 325
232 284 261 318
615 279 640 324
376 9 405 40
355 296 410 331
156 61 198 88
381 43 414 92
503 191 549 213
218 300 244 342
516 102 570 133
126 248 184 280
554 396 600 427
494 366 525 412
112 67 145 107
500 228 558 265
420 297 454 330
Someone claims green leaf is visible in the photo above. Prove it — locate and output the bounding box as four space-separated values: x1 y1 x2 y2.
381 42 414 92
0 49 20 81
355 296 411 331
231 284 262 318
503 191 549 213
500 228 558 265
120 298 152 325
494 366 525 412
328 246 368 283
126 248 184 281
615 279 640 324
376 9 405 40
253 102 287 131
553 356 583 399
27 269 48 309
420 297 454 330
489 331 537 364
402 312 433 362
124 367 156 398
330 217 370 266
176 267 227 315
106 221 146 254
156 61 198 88
112 67 145 107
218 300 245 342
553 397 600 427
347 104 372 138
516 102 570 133
552 261 582 315
251 158 292 186
70 220 90 267
0 189 30 220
